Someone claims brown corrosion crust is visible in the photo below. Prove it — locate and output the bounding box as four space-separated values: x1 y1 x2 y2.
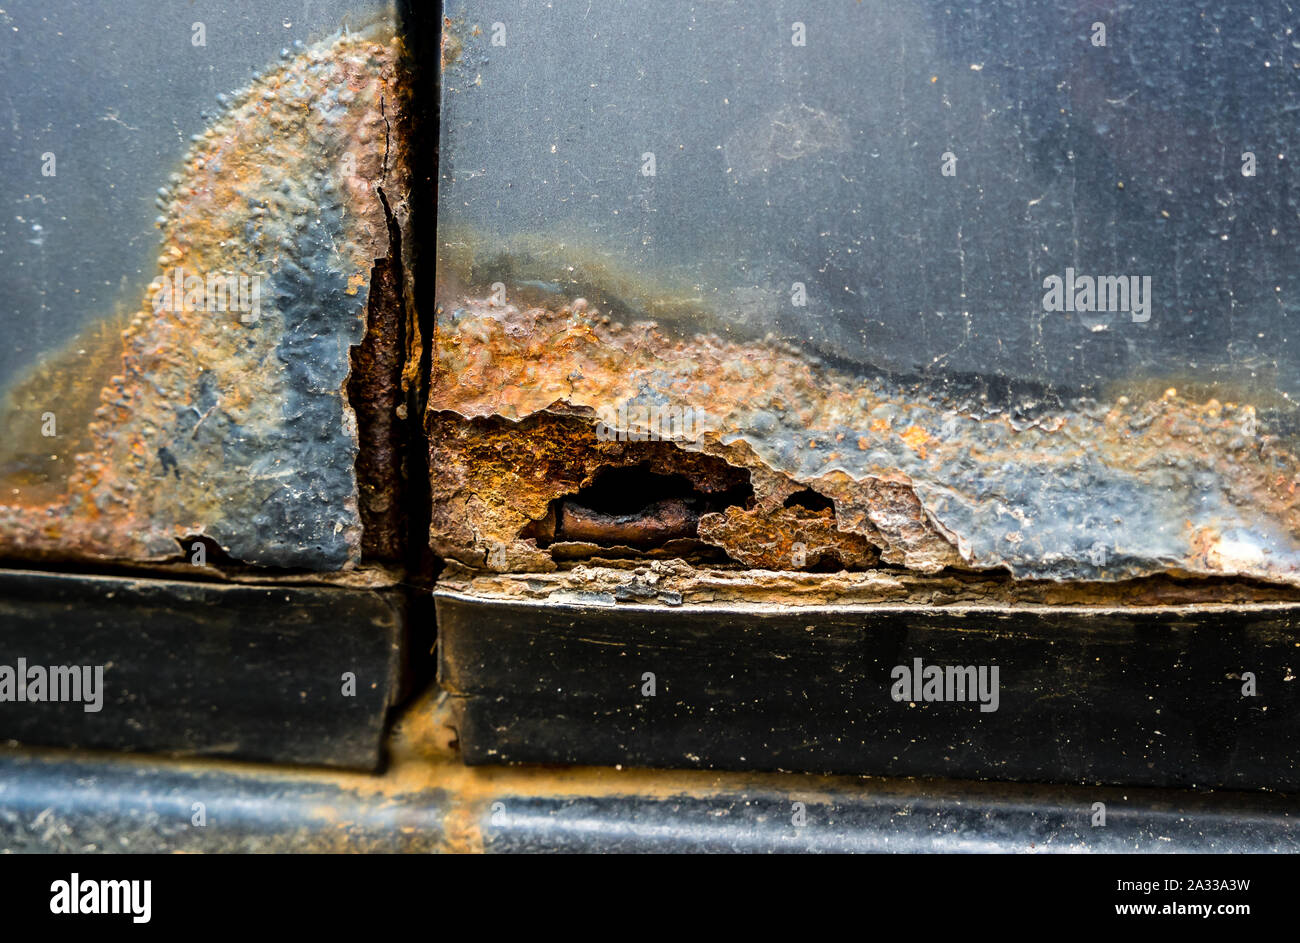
429 297 802 422
812 473 962 573
697 505 879 571
427 299 963 572
349 218 408 563
427 409 749 571
437 560 1300 610
429 294 1300 583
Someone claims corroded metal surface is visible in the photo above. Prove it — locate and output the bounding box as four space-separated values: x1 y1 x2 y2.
437 560 1300 610
0 27 410 570
349 195 411 564
431 0 1300 589
428 297 1300 585
428 408 750 571
697 505 879 571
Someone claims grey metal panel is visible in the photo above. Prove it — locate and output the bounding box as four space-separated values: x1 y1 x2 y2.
439 0 1300 392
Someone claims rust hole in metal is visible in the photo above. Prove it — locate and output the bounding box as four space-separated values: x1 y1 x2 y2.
783 488 836 513
522 465 754 551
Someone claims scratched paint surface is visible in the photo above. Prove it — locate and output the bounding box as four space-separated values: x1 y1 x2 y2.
0 18 408 569
435 1 1300 584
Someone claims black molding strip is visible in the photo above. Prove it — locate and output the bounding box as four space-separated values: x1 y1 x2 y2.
0 570 405 770
437 591 1300 791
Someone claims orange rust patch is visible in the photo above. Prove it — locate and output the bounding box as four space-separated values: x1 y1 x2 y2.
697 505 879 570
899 424 929 458
346 272 369 296
427 291 1300 584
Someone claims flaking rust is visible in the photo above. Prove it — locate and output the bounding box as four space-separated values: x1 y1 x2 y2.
427 409 749 572
0 27 411 570
429 294 1300 587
